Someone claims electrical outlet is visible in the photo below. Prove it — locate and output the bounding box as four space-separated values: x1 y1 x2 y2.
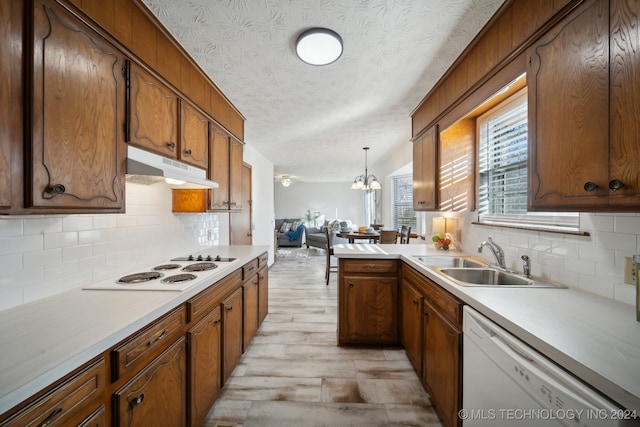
624 257 637 285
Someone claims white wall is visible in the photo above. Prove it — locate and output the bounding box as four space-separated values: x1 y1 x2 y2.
274 182 366 227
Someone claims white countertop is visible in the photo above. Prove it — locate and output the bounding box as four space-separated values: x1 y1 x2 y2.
0 245 268 416
334 244 640 411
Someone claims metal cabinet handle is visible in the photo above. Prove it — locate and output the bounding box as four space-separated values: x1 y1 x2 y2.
184 149 192 156
226 305 233 311
609 179 624 191
40 407 63 427
348 282 354 288
413 299 419 306
213 319 221 325
131 393 144 407
147 330 166 347
167 142 176 151
583 181 598 192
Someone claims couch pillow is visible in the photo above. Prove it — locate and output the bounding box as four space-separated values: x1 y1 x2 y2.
290 220 302 231
279 221 291 233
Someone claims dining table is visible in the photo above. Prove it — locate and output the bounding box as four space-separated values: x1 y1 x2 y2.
336 231 380 243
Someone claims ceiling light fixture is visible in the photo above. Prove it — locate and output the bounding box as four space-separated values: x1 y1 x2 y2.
351 147 381 190
281 176 291 187
295 28 343 66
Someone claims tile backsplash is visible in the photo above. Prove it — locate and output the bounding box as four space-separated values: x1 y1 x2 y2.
458 212 640 305
0 182 220 311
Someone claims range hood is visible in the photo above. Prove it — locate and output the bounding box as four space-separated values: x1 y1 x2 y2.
126 146 218 189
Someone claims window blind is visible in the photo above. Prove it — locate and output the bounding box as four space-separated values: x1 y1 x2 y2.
392 174 416 229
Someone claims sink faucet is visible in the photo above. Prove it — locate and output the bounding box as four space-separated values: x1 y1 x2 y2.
521 255 531 278
478 236 506 269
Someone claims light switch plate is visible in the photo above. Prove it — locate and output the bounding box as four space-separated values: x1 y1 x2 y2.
624 257 637 285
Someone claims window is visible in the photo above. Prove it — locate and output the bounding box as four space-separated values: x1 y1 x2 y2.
392 174 416 229
477 89 578 230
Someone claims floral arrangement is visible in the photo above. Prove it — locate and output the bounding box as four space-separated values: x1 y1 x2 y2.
432 233 452 251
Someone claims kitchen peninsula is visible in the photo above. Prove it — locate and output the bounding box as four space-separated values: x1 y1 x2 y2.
334 243 640 419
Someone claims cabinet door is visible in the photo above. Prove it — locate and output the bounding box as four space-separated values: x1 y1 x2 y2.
528 0 610 209
609 0 640 205
179 100 209 169
127 62 179 159
0 0 22 210
413 126 438 211
243 275 259 351
114 337 186 427
229 139 243 210
339 276 398 344
423 300 461 427
29 0 125 210
258 265 269 325
188 307 221 427
401 281 423 375
209 124 230 210
221 288 243 384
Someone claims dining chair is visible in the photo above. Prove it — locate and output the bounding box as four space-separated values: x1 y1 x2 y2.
379 229 398 244
324 227 338 286
399 225 411 244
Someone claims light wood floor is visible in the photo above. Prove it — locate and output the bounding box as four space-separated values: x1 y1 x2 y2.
203 247 442 426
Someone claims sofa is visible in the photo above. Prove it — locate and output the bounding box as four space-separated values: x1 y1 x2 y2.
305 220 351 249
275 218 306 248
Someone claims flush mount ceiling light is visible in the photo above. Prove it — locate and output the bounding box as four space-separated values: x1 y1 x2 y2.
281 176 291 187
295 28 343 66
351 147 381 190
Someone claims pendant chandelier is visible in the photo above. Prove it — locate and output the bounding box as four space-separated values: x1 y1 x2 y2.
351 147 381 190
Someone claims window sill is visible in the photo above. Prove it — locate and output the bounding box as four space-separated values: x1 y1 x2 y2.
471 221 590 236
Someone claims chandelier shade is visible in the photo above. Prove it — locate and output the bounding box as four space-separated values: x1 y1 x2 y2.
351 147 381 190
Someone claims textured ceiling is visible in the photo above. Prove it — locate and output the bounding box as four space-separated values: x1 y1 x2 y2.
142 0 506 183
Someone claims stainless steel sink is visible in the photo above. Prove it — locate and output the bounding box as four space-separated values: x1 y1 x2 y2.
433 267 566 288
413 256 486 269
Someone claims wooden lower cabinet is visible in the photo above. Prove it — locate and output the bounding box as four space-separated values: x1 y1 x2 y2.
338 259 399 345
78 406 106 427
401 280 423 374
188 307 221 427
0 358 106 427
402 263 462 427
258 265 269 325
113 337 187 427
221 288 243 383
243 273 259 351
422 299 462 427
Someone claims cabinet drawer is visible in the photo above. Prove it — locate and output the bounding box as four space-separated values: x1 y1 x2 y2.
112 307 186 381
341 259 398 274
258 252 268 267
2 358 105 427
242 258 258 280
422 278 462 327
187 269 242 322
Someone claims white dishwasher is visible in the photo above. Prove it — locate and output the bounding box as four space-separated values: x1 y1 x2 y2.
463 306 633 427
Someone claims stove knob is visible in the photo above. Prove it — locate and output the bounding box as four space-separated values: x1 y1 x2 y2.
197 255 203 261
188 255 194 261
206 255 213 261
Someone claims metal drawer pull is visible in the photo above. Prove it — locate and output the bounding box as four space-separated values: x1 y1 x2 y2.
184 149 192 156
608 179 624 191
131 393 145 407
40 407 63 427
583 181 598 192
147 330 167 347
226 305 233 311
167 142 175 151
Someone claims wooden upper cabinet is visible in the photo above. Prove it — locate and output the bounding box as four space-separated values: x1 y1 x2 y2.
608 0 640 207
209 124 243 211
413 125 438 211
209 124 230 210
127 62 179 159
528 0 640 210
179 100 209 169
0 0 22 211
28 0 125 211
229 139 243 210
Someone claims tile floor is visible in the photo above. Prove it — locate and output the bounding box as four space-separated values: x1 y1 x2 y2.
202 248 442 426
